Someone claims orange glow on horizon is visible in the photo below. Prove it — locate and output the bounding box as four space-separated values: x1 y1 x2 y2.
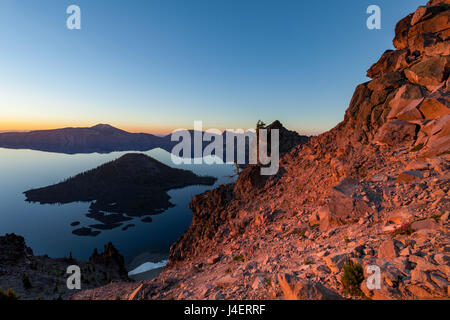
0 121 172 136
0 120 321 136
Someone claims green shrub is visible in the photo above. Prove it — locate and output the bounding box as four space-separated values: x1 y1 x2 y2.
391 223 414 238
22 273 32 290
232 255 245 263
298 229 307 238
410 143 424 152
0 287 19 300
341 260 364 297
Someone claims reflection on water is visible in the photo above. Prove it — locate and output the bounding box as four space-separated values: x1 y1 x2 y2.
0 147 234 264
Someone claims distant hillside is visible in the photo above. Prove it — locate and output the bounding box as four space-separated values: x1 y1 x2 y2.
0 124 172 154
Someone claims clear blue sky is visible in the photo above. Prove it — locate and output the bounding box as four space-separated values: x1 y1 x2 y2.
0 0 425 134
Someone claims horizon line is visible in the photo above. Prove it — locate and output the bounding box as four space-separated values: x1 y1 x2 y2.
0 123 324 136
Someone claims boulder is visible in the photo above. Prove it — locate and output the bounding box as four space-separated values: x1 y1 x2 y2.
409 255 439 272
308 212 320 227
393 14 413 50
411 4 450 26
429 273 449 289
378 239 399 260
361 280 397 300
320 179 373 229
408 10 450 44
396 105 425 121
396 170 423 183
277 273 343 300
407 284 434 298
419 114 450 157
404 56 450 91
411 269 429 283
387 84 425 120
207 254 222 265
427 0 450 5
375 120 419 146
411 219 440 231
367 71 405 92
324 253 348 273
433 253 450 265
251 276 265 290
317 206 332 231
400 247 412 256
128 284 144 300
367 49 409 79
418 89 450 119
387 207 415 225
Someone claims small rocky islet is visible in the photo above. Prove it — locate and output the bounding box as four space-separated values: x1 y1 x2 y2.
24 153 217 235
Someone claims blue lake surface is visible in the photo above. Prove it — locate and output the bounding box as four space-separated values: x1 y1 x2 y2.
0 147 234 266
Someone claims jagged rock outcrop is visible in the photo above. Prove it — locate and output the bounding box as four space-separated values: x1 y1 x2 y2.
0 234 34 264
89 243 128 279
71 1 449 301
265 120 310 155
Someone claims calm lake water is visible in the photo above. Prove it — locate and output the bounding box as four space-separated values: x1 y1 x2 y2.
0 147 234 268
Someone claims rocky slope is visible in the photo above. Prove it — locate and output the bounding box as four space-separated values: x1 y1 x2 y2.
71 0 449 300
0 234 129 300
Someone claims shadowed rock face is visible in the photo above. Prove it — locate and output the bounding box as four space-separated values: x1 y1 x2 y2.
264 120 310 155
0 233 33 263
24 153 216 234
0 233 129 300
89 242 128 277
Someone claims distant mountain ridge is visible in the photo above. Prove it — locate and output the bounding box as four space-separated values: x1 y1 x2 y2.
0 124 172 154
0 122 310 158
